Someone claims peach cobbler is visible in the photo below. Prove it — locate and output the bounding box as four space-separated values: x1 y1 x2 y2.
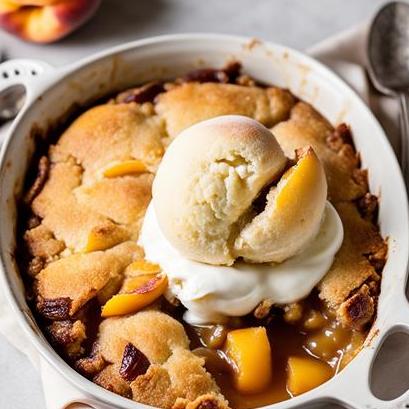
18 63 387 409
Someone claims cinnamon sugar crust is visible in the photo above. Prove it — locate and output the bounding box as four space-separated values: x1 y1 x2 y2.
19 65 387 409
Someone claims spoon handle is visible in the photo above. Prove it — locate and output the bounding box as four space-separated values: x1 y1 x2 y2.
399 93 409 192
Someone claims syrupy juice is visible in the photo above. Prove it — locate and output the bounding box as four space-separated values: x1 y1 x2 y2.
182 292 366 409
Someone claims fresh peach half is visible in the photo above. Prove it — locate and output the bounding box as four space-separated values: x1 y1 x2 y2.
234 147 327 263
101 273 168 317
0 0 101 43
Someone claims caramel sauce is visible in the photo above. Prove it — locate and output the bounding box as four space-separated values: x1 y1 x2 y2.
186 293 366 409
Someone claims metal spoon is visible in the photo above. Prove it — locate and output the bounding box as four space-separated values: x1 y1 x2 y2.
368 1 409 191
0 84 25 127
0 51 25 127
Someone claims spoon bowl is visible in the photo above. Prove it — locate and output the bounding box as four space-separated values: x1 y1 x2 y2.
369 1 409 93
0 84 25 126
368 1 409 190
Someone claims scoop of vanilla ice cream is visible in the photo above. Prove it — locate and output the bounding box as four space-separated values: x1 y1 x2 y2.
153 115 287 265
152 115 327 266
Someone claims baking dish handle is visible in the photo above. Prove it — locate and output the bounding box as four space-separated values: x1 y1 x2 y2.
333 368 409 409
0 59 55 118
329 305 409 409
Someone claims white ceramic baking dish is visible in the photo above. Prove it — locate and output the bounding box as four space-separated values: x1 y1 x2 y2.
0 34 408 409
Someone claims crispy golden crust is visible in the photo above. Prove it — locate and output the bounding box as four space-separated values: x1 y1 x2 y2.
24 224 65 260
76 348 106 377
28 103 164 253
31 158 130 252
130 365 177 408
337 284 375 329
156 83 295 138
174 394 230 409
164 348 221 399
74 173 153 233
36 241 140 315
95 311 223 409
129 349 225 409
272 102 367 202
94 364 132 398
21 73 386 408
318 202 385 307
50 103 165 178
130 355 223 409
46 320 86 357
98 311 189 365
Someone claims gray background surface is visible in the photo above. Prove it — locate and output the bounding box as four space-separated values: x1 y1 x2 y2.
0 0 393 407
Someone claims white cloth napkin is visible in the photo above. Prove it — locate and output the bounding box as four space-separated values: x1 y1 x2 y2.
0 24 404 408
308 22 400 155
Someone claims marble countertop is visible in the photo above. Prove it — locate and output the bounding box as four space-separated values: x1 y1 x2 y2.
0 0 391 408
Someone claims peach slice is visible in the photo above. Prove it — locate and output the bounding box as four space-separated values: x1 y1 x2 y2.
287 356 332 396
234 147 327 263
122 274 157 293
275 147 324 210
83 226 128 253
101 273 167 317
224 327 273 394
103 160 147 178
126 260 161 276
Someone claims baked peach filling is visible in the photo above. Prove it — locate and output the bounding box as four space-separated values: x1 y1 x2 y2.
97 257 364 407
186 292 365 408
